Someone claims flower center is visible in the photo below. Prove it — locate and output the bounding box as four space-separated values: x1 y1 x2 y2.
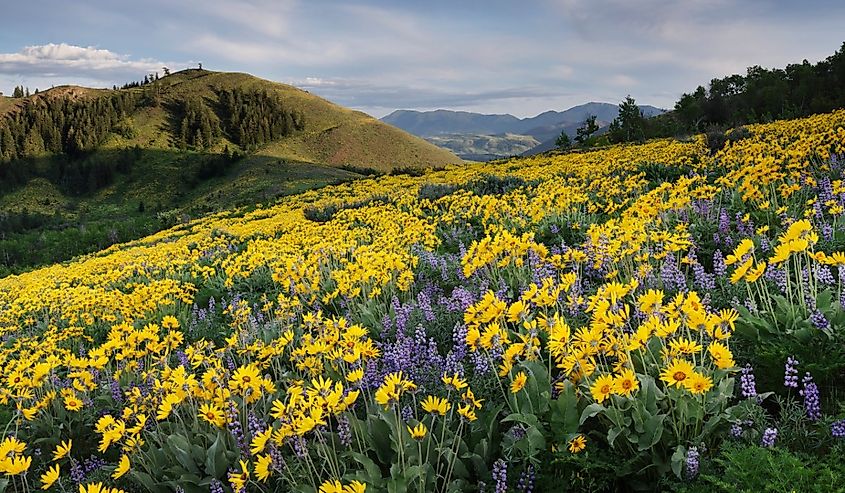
673 371 686 381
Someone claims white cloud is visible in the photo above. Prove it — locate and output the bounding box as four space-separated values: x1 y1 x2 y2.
0 43 165 79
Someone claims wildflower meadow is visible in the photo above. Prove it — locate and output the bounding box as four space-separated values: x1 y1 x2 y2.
1 110 845 492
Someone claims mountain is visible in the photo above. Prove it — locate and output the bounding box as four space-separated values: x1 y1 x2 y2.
380 109 522 136
0 69 461 274
381 102 665 140
381 103 664 159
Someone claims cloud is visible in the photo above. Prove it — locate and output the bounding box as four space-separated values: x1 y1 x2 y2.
289 76 564 116
0 43 167 83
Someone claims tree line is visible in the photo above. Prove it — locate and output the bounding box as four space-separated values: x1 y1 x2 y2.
556 41 845 150
0 92 139 162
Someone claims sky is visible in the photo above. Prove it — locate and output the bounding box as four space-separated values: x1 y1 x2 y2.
0 0 843 118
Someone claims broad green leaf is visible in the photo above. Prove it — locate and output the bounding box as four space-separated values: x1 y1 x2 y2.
579 403 605 425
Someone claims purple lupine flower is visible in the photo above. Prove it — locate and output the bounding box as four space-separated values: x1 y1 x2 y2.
110 379 124 403
784 357 800 389
822 223 834 241
508 425 527 441
226 403 249 456
517 464 535 493
730 423 744 438
69 459 85 484
736 212 754 237
815 265 836 286
692 260 716 291
713 249 727 277
765 265 788 294
210 479 225 493
417 289 436 322
292 437 309 459
743 296 758 314
740 364 757 398
761 428 778 447
820 176 834 203
492 459 508 493
800 373 821 421
810 310 830 330
660 259 687 292
832 419 845 438
685 446 700 480
401 405 414 422
718 209 731 236
247 412 265 438
337 415 352 447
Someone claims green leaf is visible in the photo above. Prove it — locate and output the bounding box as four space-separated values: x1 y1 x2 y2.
671 445 686 479
350 452 384 485
166 434 200 475
817 289 833 314
607 426 626 447
205 431 227 479
579 403 605 425
550 383 580 438
502 412 541 429
637 413 666 451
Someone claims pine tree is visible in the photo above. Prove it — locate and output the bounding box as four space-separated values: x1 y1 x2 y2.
575 115 599 146
555 131 571 149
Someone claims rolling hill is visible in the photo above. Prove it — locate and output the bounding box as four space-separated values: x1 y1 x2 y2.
0 70 461 274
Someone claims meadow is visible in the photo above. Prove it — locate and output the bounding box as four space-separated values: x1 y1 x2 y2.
1 109 845 492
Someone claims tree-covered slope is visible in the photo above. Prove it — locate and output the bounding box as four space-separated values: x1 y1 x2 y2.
0 70 461 275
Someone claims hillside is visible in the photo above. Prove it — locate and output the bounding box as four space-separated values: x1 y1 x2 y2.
0 70 461 274
424 133 540 161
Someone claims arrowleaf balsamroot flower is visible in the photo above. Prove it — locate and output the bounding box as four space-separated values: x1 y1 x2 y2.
590 374 615 403
40 463 60 489
568 434 587 453
613 368 639 397
510 371 528 393
52 439 72 461
112 454 130 479
660 359 695 388
408 422 428 440
421 395 450 415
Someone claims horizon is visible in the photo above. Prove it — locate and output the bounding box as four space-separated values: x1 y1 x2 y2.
1 1 843 118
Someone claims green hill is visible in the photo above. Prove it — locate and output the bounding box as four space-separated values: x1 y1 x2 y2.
0 70 461 275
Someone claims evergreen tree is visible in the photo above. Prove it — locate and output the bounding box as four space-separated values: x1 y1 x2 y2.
575 115 599 146
608 95 646 143
555 131 571 149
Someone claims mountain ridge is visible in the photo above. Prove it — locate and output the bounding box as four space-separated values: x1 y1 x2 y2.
381 102 665 140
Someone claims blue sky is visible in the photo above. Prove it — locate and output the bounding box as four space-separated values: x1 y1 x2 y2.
1 0 843 118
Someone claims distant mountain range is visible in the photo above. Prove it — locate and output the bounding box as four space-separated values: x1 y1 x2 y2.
381 102 665 160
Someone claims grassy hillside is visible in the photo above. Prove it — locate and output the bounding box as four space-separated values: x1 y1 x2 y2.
0 70 461 274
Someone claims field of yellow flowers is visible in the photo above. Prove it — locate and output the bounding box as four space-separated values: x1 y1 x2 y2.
1 110 845 492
